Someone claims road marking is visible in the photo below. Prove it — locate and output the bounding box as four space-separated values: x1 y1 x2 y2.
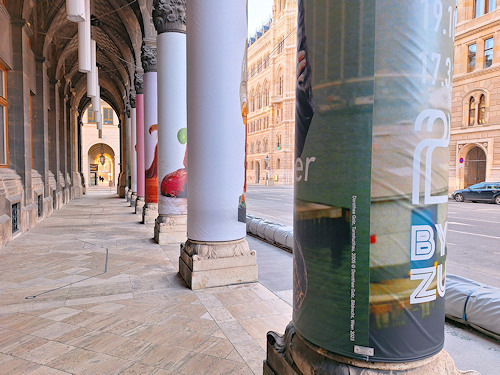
448 229 500 240
448 222 474 226
266 197 283 201
447 243 456 245
448 216 500 225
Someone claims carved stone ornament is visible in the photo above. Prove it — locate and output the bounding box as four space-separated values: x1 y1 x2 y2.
153 0 186 34
129 92 136 108
134 73 144 94
125 103 131 118
141 44 158 72
184 238 255 261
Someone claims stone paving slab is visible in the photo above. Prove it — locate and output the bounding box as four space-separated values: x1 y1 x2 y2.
0 192 290 375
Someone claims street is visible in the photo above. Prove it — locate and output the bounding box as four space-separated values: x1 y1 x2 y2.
246 184 500 288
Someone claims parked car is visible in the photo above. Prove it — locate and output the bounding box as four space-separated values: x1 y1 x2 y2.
452 182 500 204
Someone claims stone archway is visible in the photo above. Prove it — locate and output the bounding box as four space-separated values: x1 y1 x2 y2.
87 143 116 187
464 146 486 187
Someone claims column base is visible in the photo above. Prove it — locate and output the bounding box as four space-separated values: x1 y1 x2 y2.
130 192 137 207
142 203 158 224
263 323 479 375
179 238 258 290
135 196 145 214
154 214 187 244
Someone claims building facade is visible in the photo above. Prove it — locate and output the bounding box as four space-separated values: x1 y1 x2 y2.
246 0 297 185
81 100 121 188
450 0 500 191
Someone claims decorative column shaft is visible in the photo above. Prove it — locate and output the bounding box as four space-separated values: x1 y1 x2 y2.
264 1 476 374
179 0 257 289
125 105 132 201
135 72 146 214
153 0 188 243
142 43 159 224
130 92 138 207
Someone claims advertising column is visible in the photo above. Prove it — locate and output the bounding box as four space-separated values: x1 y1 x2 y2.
264 0 470 373
152 0 188 244
130 92 138 207
135 72 145 214
179 0 257 289
141 43 159 224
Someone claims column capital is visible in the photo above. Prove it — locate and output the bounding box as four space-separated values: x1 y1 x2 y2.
134 72 144 94
153 0 186 34
141 43 157 73
125 103 131 117
129 92 136 108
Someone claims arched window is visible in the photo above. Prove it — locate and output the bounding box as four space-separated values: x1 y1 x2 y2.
250 161 254 170
278 75 284 96
276 134 282 150
250 89 255 112
469 97 476 126
250 142 254 154
478 94 486 124
263 83 270 106
256 85 262 109
257 140 261 153
263 138 268 152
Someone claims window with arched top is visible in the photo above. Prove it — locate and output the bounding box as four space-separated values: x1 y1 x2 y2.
257 140 261 153
478 94 486 124
276 134 282 150
250 142 254 154
263 138 268 152
469 97 476 126
250 89 255 112
278 75 284 96
256 86 262 109
263 83 270 106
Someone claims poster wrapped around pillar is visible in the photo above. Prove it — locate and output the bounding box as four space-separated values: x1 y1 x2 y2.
130 93 137 194
186 0 247 241
135 73 145 198
157 31 187 216
142 45 158 205
293 0 453 362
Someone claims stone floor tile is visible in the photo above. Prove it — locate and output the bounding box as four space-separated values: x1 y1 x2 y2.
218 321 254 344
199 337 234 358
5 314 54 334
0 356 41 374
32 322 79 340
86 302 125 315
204 306 236 324
18 341 75 365
225 349 246 363
233 339 266 375
161 330 213 352
140 344 191 370
3 335 48 357
54 327 93 344
172 353 253 375
39 307 82 322
27 365 72 374
78 353 132 375
119 361 160 375
106 338 156 361
45 346 105 373
215 289 263 306
66 330 130 353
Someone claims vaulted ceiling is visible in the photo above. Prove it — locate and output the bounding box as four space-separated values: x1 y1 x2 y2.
5 0 155 117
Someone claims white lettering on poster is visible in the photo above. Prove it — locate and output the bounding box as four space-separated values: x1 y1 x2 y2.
295 157 316 182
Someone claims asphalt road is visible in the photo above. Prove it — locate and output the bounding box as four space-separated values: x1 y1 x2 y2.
246 184 500 288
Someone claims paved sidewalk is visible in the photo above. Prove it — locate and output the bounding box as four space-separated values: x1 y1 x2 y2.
0 192 498 374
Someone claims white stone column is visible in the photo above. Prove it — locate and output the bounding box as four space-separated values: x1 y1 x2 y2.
125 105 132 201
141 43 159 224
130 92 138 207
152 0 188 244
179 0 257 289
135 73 145 214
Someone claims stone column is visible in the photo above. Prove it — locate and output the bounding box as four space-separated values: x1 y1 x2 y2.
179 0 257 289
125 104 132 201
141 43 159 224
263 1 477 374
135 72 145 214
130 92 138 207
152 0 188 244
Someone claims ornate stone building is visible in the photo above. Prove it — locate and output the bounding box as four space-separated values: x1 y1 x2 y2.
246 0 297 185
450 0 500 190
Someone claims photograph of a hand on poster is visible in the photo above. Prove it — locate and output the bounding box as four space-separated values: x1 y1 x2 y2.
293 0 452 363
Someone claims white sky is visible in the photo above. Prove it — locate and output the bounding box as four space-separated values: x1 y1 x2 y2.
248 0 273 36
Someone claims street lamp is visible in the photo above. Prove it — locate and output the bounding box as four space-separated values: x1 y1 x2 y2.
99 143 105 165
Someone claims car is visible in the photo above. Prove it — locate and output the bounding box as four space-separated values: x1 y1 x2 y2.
452 182 500 204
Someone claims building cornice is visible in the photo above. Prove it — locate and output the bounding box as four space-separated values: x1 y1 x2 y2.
455 18 500 41
453 64 500 82
451 123 500 135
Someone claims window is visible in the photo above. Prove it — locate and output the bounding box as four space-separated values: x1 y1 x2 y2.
475 0 496 17
256 86 262 109
277 158 281 169
276 134 282 150
264 85 269 107
478 94 486 124
468 44 476 72
278 75 284 95
103 107 113 124
0 65 7 166
11 202 19 233
277 39 284 54
37 194 43 218
469 97 476 126
257 140 261 153
87 106 96 123
484 38 493 68
263 138 268 152
250 142 254 154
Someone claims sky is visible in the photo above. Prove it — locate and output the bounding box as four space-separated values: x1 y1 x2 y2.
248 0 273 36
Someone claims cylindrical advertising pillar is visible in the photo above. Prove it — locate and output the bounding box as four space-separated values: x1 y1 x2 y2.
180 0 257 289
130 92 138 207
142 44 159 223
135 72 145 214
292 0 453 364
152 1 188 244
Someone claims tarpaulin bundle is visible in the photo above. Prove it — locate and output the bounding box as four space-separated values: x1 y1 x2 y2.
445 274 500 340
246 215 293 250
